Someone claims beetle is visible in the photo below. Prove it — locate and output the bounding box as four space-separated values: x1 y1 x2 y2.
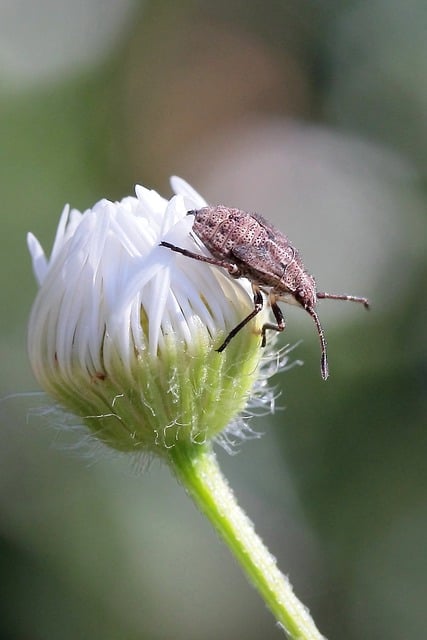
160 205 369 380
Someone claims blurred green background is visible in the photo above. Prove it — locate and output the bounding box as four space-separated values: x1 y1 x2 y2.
1 1 426 639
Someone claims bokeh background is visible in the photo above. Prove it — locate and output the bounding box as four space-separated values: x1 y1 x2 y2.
1 2 426 639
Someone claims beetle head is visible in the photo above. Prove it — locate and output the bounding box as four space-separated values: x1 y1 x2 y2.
293 272 317 311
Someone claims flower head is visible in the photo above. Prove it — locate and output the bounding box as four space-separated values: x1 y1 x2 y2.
27 177 271 455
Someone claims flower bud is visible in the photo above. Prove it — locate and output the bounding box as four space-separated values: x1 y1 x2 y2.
27 177 269 455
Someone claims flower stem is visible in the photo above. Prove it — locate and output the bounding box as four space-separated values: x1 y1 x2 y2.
168 444 326 640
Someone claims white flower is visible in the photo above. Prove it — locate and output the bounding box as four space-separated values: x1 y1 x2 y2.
27 179 327 640
27 177 270 454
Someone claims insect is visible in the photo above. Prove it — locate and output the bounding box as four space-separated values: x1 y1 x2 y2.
160 206 369 380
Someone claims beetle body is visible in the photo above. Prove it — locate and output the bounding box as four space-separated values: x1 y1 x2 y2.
160 205 369 380
192 206 317 310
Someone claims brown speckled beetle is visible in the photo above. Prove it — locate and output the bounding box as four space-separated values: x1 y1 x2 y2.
161 205 369 380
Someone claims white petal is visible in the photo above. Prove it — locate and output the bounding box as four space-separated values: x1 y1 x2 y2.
50 204 71 264
27 232 48 286
170 176 207 209
28 177 255 382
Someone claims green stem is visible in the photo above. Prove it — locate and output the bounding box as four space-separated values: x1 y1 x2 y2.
168 443 326 640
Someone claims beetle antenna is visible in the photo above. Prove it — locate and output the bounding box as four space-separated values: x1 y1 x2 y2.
306 307 329 380
317 292 369 309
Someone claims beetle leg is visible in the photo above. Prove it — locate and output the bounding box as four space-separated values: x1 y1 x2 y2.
160 241 240 277
260 293 286 347
317 292 370 309
216 285 264 352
